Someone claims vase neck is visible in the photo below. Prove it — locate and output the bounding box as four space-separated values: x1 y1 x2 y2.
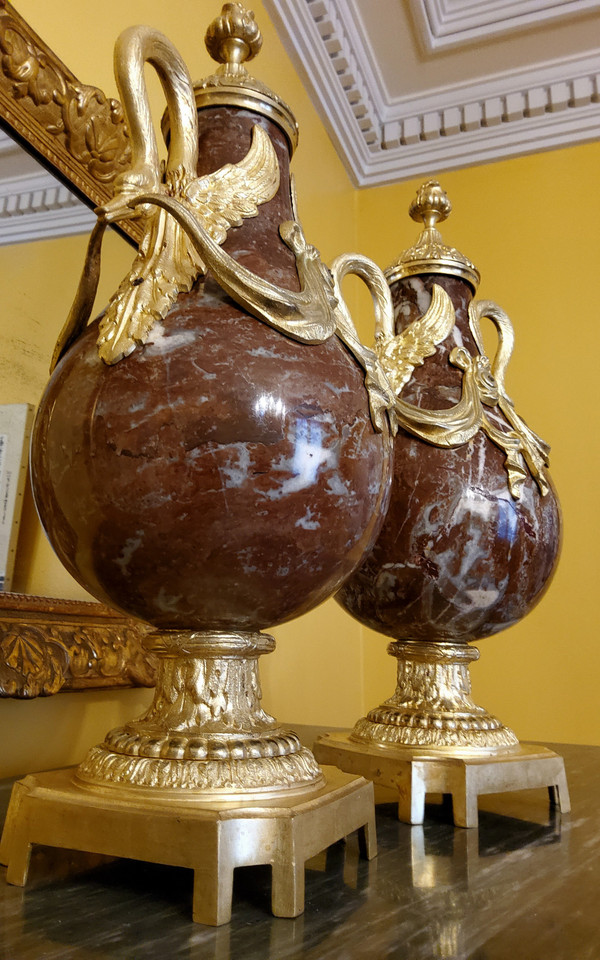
390 273 479 404
196 106 300 290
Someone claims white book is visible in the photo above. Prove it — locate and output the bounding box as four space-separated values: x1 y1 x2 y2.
0 403 34 591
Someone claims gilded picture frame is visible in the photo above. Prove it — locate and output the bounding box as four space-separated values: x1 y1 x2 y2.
0 1 153 697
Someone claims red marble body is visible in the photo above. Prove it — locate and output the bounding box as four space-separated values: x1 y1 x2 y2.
336 274 561 643
31 110 391 631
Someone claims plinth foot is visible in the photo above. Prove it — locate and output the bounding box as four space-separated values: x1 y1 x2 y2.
314 732 570 828
0 764 376 925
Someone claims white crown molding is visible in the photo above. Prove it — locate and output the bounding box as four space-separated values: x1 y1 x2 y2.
409 0 600 53
0 174 96 246
0 132 95 245
264 0 600 188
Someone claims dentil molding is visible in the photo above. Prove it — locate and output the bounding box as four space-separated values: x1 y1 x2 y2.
0 2 599 230
264 0 600 187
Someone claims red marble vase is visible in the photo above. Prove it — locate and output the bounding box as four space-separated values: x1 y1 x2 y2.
31 108 392 634
336 270 561 644
330 182 562 754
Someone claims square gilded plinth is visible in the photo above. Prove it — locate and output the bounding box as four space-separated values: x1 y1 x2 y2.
0 765 376 925
314 733 570 828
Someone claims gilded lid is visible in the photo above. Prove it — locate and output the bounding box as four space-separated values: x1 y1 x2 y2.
162 3 299 154
384 180 480 291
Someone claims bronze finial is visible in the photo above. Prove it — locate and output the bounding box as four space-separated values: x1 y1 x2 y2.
205 3 262 75
409 179 452 229
163 0 298 150
176 1 298 153
385 179 479 291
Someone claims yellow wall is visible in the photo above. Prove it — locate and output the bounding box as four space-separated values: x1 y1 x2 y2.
2 230 135 599
0 0 596 779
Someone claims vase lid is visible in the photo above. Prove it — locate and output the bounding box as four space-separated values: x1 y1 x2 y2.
384 180 480 292
163 2 299 155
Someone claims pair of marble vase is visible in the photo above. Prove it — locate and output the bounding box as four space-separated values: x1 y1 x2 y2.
31 106 560 760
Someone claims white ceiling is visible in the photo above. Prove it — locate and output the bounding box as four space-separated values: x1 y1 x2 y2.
264 0 600 185
1 0 599 243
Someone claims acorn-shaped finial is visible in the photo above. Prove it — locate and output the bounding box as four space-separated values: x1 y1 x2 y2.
385 179 479 291
205 3 262 75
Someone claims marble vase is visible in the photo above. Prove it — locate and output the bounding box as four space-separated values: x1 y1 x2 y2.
29 9 393 801
335 180 561 753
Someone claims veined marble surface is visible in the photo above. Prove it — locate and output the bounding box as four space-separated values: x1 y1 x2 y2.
336 274 561 645
0 736 596 959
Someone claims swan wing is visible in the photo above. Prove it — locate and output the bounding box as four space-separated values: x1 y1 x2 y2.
376 283 455 395
185 125 280 243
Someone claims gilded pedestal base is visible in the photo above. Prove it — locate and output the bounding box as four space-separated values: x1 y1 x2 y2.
314 733 570 828
354 640 518 751
76 631 323 801
314 640 569 826
0 765 376 926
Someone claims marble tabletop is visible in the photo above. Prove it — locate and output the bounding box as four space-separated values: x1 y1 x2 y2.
1 735 597 960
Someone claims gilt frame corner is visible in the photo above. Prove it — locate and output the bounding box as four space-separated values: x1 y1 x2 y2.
0 0 141 244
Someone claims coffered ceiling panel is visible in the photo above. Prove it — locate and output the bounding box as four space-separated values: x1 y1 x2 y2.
409 0 600 52
264 0 600 186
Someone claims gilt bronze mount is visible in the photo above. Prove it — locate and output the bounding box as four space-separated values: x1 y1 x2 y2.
0 765 376 926
314 640 571 826
76 630 324 800
314 735 570 828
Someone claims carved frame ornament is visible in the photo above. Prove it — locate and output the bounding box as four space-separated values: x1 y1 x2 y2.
0 2 152 697
0 0 141 244
0 594 155 698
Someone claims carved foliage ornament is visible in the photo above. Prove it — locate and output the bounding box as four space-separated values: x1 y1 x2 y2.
351 640 519 750
0 595 155 699
76 631 323 793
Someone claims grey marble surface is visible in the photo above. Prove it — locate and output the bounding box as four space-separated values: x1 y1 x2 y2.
0 735 597 959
